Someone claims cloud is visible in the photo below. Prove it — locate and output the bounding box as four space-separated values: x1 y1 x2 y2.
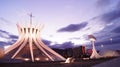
87 9 120 39
96 0 111 8
112 35 120 40
0 41 8 46
95 0 119 12
0 29 9 34
9 35 18 39
51 41 74 49
42 39 51 46
94 27 120 46
0 29 10 39
60 41 74 48
0 29 18 48
90 9 120 25
86 8 120 47
0 29 18 39
96 37 120 46
100 10 120 23
0 17 12 23
116 0 120 9
111 26 120 33
0 40 15 47
56 7 120 49
69 37 81 40
57 22 88 32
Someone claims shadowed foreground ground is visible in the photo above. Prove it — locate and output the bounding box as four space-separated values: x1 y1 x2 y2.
0 57 119 67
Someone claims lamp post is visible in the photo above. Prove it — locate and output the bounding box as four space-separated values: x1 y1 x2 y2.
88 35 101 59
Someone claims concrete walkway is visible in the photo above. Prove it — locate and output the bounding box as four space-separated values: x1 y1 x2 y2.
93 57 120 67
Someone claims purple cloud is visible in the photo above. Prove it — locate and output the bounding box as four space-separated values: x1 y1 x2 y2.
0 29 18 39
111 26 120 33
96 0 111 7
0 17 12 23
57 22 88 32
100 10 120 23
0 29 10 39
42 39 51 46
50 41 74 49
96 38 120 46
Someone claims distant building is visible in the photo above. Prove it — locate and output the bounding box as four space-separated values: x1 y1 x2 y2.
86 49 92 56
72 46 86 58
53 46 86 58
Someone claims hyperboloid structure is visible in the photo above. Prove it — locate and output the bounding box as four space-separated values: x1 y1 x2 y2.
4 14 66 62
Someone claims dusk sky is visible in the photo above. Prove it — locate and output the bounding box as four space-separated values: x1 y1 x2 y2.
0 0 120 50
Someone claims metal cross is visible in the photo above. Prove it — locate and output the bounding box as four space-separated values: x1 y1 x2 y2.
29 13 34 25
